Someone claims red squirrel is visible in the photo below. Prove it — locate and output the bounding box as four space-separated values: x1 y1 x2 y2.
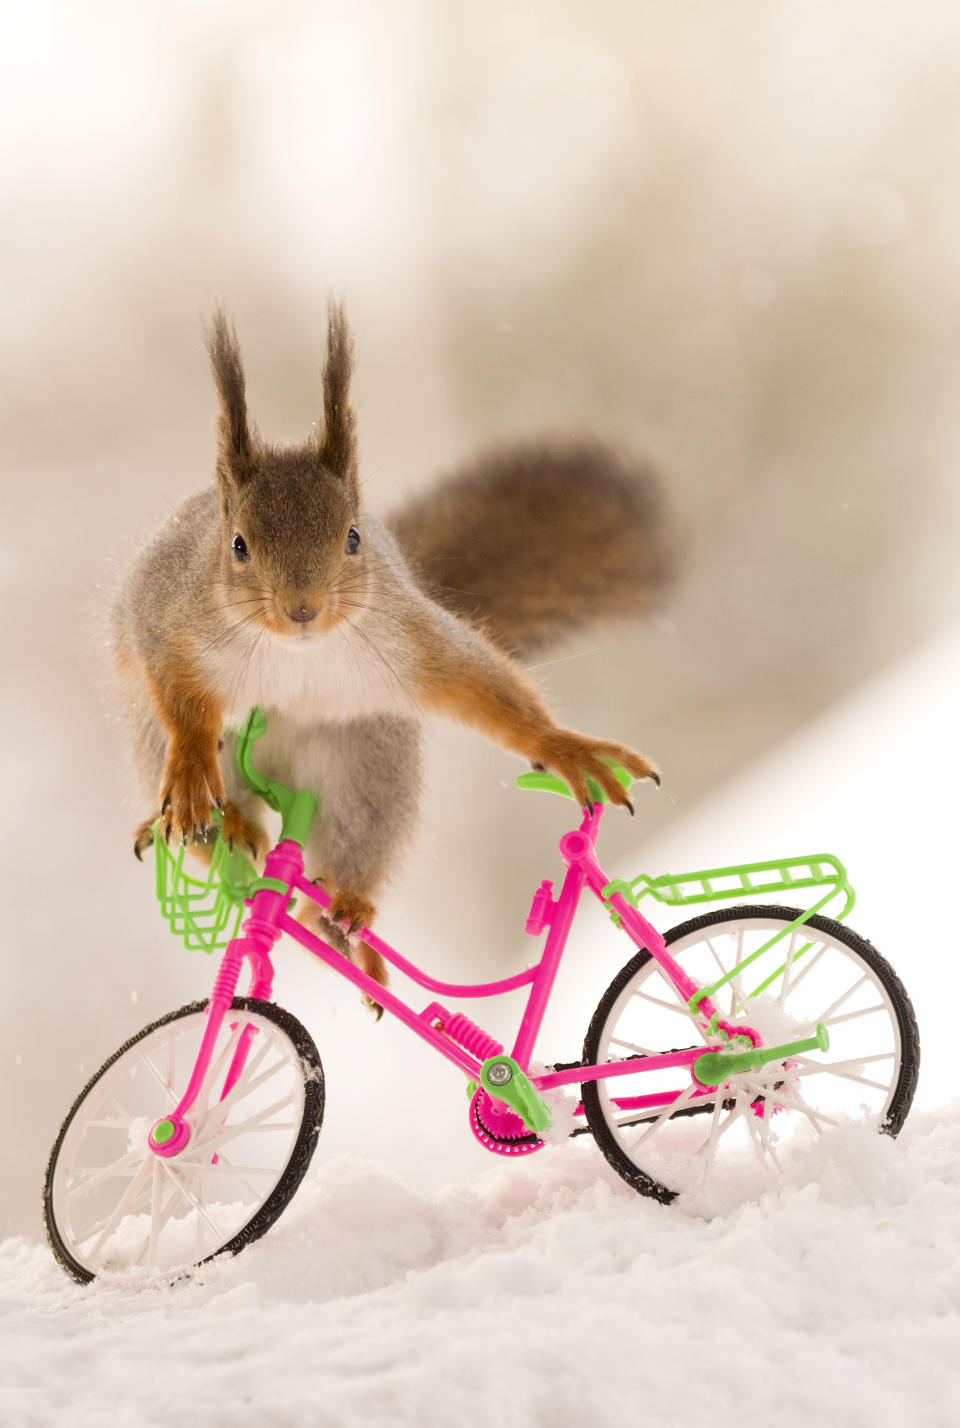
111 306 668 1004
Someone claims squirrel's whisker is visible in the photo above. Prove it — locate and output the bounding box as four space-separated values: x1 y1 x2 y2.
341 615 422 719
523 645 605 673
197 606 268 658
207 596 275 614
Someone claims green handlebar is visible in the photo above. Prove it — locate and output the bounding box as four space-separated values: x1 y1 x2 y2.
515 760 634 804
233 706 317 849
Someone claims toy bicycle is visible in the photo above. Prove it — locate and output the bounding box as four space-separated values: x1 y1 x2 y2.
44 708 920 1282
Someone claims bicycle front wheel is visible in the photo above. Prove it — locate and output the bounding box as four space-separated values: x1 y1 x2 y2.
581 906 919 1207
44 998 324 1282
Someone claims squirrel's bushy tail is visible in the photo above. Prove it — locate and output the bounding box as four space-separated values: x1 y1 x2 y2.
388 439 673 657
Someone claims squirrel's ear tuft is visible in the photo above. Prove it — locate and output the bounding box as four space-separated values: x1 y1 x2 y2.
317 302 358 494
207 306 255 490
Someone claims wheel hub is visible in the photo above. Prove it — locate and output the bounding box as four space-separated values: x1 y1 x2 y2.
148 1115 190 1157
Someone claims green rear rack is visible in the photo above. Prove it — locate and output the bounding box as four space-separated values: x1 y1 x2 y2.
602 853 855 1013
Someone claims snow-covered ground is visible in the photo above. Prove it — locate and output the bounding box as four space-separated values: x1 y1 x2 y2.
4 628 959 1426
4 1109 958 1428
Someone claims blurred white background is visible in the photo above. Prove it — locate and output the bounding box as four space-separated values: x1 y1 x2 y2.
2 0 959 1240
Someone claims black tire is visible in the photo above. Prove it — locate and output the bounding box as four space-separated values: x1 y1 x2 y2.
581 906 920 1204
44 998 324 1283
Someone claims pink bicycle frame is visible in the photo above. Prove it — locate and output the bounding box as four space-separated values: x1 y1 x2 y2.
151 805 725 1154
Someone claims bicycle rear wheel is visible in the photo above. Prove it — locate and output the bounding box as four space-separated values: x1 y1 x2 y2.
44 997 323 1282
581 907 919 1208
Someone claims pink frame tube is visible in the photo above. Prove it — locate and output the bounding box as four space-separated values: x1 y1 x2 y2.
153 806 724 1150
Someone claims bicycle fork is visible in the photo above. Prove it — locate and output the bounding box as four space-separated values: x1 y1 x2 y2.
146 841 303 1159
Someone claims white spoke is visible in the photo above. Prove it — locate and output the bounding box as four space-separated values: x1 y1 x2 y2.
214 1152 275 1201
731 928 745 1015
801 1068 889 1092
85 1159 153 1259
160 1163 228 1247
697 1092 727 1182
195 1167 206 1261
139 1051 177 1101
720 928 760 994
189 1093 298 1156
194 1037 282 1134
609 1036 659 1056
764 1085 839 1131
703 937 738 1015
104 1090 134 1122
773 940 827 1001
175 1160 278 1177
632 988 691 1017
230 1122 296 1134
626 1082 699 1151
146 1160 163 1267
794 1052 895 1071
822 1004 886 1028
707 1092 754 1150
705 936 728 982
744 1086 783 1171
777 931 799 1010
792 1052 894 1092
132 1166 179 1269
65 1148 141 1202
811 974 870 1028
195 1023 245 1117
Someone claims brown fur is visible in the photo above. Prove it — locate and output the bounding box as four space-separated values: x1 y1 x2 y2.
149 658 225 845
389 439 672 657
409 604 657 809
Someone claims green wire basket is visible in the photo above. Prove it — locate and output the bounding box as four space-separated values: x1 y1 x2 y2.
149 708 317 956
154 822 259 954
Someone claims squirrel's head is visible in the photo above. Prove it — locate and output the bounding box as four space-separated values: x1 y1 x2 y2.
207 304 367 640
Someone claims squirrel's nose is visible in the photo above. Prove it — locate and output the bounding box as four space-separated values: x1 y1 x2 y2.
287 604 318 625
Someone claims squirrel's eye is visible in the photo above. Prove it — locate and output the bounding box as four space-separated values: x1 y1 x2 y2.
345 526 361 555
232 534 250 562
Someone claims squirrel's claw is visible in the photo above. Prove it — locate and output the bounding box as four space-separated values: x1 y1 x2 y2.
329 888 377 934
304 882 387 1021
532 728 659 814
219 802 268 868
158 756 226 849
132 817 156 861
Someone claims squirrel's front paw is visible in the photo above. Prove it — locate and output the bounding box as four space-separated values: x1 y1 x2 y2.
328 888 377 936
300 887 386 1019
534 729 660 811
220 802 268 865
159 752 225 846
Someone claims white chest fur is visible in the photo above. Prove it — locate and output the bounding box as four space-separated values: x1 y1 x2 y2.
209 621 418 726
